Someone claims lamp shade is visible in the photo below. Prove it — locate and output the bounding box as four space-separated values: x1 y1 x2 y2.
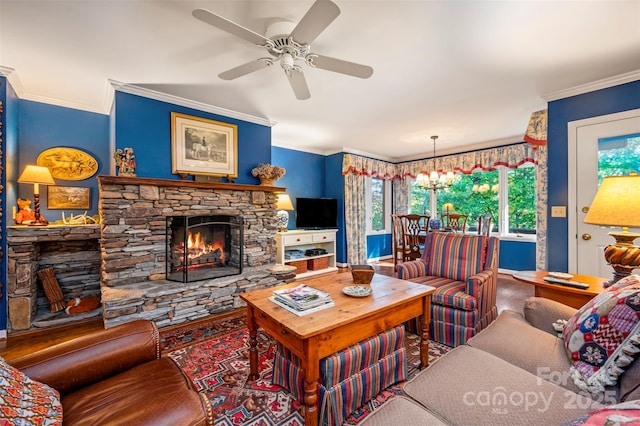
584 175 640 228
18 165 55 185
276 193 294 211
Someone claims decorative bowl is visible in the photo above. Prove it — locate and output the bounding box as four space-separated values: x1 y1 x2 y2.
350 264 374 284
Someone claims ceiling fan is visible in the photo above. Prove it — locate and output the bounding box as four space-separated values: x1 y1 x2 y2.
192 0 374 100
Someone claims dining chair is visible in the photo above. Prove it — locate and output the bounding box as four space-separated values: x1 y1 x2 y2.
392 214 409 267
403 214 430 261
447 214 468 233
477 214 493 236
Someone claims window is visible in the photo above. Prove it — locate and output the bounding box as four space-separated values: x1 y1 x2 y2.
409 166 536 237
597 133 640 183
366 177 391 233
507 166 536 234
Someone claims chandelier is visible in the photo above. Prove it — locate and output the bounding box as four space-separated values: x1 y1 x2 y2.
416 135 455 190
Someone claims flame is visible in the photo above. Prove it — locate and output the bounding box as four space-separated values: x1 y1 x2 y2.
184 231 225 263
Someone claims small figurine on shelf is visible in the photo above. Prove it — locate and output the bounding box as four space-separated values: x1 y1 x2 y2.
114 147 137 176
15 198 45 225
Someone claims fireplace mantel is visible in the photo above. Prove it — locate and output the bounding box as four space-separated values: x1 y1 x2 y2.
98 175 285 192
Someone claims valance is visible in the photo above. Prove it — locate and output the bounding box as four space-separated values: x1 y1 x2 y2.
343 143 537 181
342 154 399 180
396 142 538 179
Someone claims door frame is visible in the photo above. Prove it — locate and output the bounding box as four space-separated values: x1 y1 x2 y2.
567 108 640 273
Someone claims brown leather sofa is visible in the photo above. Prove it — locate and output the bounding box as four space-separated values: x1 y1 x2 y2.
9 319 213 425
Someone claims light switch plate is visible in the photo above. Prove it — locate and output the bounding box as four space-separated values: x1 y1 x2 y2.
551 206 566 218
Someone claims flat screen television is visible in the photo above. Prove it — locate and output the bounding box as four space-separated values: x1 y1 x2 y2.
295 197 338 229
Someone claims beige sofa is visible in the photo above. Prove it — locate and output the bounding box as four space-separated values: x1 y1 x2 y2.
362 297 640 425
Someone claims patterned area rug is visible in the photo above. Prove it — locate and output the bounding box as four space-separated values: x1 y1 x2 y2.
166 314 451 426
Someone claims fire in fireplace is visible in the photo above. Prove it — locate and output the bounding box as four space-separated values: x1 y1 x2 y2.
166 215 243 282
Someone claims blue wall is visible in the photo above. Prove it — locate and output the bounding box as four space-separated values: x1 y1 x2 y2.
325 153 347 264
17 100 110 219
271 148 348 263
114 92 271 184
272 146 326 230
367 234 393 260
547 80 640 271
499 240 536 271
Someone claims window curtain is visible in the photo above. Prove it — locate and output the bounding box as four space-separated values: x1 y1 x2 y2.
534 145 548 270
342 154 398 265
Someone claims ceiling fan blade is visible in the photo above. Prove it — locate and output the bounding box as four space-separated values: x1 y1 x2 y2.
308 54 373 79
193 9 271 46
286 70 311 100
289 0 340 45
219 59 271 80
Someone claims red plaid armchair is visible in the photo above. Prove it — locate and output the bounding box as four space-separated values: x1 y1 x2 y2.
396 232 500 347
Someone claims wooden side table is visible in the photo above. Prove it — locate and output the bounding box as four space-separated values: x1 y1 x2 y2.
512 270 608 309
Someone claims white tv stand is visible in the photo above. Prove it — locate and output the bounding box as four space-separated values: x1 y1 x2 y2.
276 229 338 278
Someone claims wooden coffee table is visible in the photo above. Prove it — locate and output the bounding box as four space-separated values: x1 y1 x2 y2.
512 270 607 309
239 272 435 426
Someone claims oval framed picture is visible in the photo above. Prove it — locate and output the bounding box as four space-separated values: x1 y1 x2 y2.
37 147 99 180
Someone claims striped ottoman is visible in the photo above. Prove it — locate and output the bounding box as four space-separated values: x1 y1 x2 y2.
272 325 408 426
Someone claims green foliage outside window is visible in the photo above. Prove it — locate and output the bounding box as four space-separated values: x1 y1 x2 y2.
597 135 640 183
508 167 536 233
371 178 385 230
437 172 500 232
410 167 537 234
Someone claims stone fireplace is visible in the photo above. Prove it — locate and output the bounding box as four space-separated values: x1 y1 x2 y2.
5 176 296 332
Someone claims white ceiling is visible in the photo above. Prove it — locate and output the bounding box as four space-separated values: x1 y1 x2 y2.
2 0 640 161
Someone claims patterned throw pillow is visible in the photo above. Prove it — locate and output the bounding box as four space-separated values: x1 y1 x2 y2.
563 274 640 396
561 399 640 426
0 356 62 425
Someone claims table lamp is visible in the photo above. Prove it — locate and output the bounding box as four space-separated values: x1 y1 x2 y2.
276 193 294 232
18 165 55 226
584 174 640 287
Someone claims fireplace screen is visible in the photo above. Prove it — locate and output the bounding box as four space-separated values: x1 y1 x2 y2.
166 215 243 283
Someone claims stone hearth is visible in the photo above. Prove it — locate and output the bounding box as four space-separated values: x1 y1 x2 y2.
5 176 296 332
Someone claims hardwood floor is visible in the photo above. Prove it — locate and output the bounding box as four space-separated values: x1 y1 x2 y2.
0 263 533 362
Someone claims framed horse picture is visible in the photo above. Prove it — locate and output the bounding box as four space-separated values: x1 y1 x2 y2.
171 112 238 178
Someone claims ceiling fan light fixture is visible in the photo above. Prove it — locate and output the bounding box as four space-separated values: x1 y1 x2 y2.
282 52 294 69
193 0 374 100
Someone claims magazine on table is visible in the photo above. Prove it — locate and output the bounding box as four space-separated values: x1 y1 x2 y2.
272 283 333 311
268 296 335 316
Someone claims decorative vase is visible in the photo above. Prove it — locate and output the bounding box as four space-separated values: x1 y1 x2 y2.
259 177 277 186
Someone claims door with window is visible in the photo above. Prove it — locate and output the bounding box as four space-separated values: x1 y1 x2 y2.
569 109 640 277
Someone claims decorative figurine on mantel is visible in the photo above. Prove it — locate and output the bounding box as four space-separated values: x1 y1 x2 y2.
15 198 45 225
114 147 136 177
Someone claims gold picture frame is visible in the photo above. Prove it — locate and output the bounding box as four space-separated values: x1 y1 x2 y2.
47 186 91 209
171 112 238 177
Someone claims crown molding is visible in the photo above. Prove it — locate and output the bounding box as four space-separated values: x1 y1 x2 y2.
543 70 640 102
0 66 25 98
109 80 276 127
1 66 112 114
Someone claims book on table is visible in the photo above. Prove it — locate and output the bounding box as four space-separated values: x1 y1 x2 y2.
271 283 334 314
